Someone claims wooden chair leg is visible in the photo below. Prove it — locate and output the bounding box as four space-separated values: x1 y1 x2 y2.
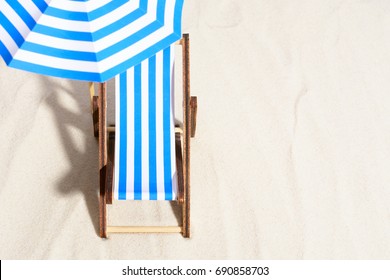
99 166 107 238
182 179 190 238
98 83 107 238
182 34 191 238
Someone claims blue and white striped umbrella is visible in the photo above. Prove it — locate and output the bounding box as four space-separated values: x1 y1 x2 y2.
0 0 184 82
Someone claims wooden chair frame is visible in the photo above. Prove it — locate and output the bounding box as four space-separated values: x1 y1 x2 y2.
89 34 197 238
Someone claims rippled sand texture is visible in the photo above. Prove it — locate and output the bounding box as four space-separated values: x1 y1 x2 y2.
1 0 390 259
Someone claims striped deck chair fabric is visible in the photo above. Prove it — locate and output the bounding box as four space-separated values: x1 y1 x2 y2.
114 45 177 200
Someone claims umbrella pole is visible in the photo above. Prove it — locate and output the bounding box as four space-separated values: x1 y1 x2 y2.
98 82 107 238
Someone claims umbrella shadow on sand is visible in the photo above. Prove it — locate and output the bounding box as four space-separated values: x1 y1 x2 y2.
41 76 182 237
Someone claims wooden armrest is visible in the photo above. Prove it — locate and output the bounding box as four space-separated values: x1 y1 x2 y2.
190 96 197 138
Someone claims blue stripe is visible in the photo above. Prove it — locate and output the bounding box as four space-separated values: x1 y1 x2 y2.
31 0 48 13
21 42 97 61
134 64 142 200
163 46 173 200
100 33 180 81
0 41 12 64
92 0 147 41
32 25 93 41
23 19 161 61
44 0 128 22
0 12 24 47
7 34 180 82
30 0 147 42
6 0 36 30
148 55 157 200
173 0 184 36
20 0 159 60
97 21 161 60
118 72 128 200
44 7 87 21
8 59 101 81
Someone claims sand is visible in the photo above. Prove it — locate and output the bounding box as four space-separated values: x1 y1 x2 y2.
1 0 390 259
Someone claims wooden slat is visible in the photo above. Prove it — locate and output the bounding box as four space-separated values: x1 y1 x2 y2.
107 126 116 133
175 127 183 134
99 82 107 238
105 132 115 205
176 38 184 46
182 34 191 238
107 226 182 234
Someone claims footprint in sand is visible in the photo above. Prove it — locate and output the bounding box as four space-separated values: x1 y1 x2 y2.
205 0 242 28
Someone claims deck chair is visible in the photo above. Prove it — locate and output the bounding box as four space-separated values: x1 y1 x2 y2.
89 34 197 238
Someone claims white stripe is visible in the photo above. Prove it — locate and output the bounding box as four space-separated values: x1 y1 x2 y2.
0 26 19 57
14 19 175 73
97 22 174 69
23 33 95 52
155 50 165 200
1 3 30 39
47 0 87 12
169 45 178 199
91 0 157 51
126 67 135 200
86 0 125 12
114 76 120 199
141 58 150 200
18 1 43 22
37 15 91 33
12 50 100 72
36 0 140 33
113 45 178 200
24 0 158 52
49 0 117 13
49 0 109 12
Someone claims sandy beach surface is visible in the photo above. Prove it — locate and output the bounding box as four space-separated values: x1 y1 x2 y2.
1 0 390 259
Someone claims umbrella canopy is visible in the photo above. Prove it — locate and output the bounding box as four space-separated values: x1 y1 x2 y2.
0 0 184 82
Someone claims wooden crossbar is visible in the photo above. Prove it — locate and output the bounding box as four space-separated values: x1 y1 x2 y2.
107 226 182 234
106 126 183 134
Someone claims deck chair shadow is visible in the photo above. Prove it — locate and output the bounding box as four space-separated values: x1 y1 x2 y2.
89 34 197 238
